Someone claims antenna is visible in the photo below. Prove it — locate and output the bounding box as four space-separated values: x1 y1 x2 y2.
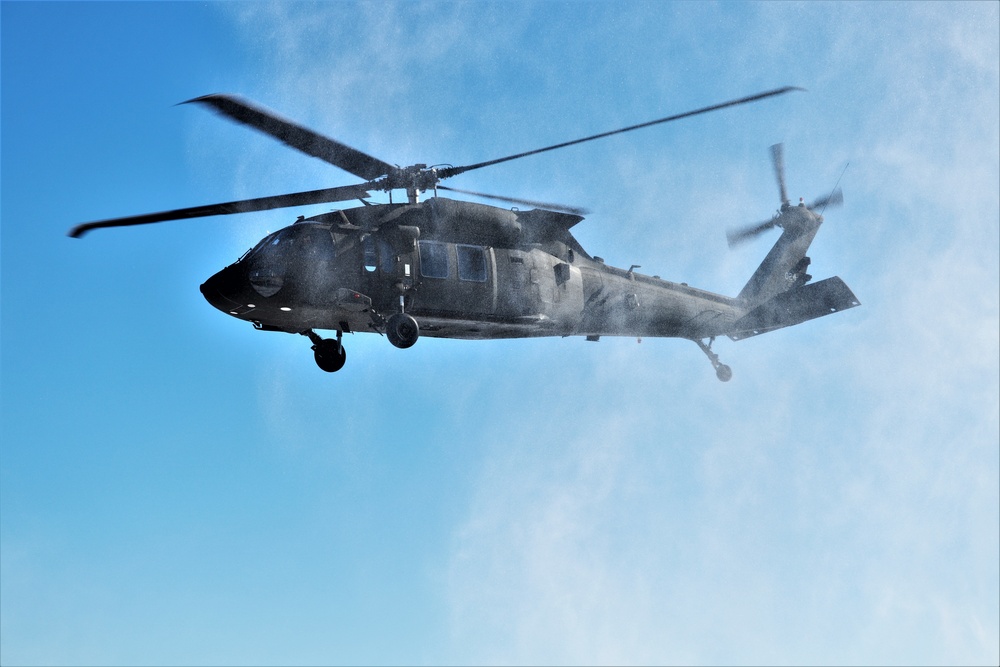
820 162 850 216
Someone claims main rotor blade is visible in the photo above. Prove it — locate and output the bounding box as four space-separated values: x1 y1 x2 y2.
770 143 788 205
69 183 372 238
808 187 843 212
438 86 803 179
184 94 395 181
727 218 779 248
437 185 589 216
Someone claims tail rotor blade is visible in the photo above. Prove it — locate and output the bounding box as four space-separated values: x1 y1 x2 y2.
808 187 843 212
727 218 778 248
770 143 788 205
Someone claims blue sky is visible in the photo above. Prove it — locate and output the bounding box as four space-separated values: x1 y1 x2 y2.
2 2 997 665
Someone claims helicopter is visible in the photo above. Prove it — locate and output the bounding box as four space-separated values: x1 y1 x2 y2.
69 87 859 381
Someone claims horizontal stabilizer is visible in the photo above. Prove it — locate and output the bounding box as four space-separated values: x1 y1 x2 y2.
728 276 860 341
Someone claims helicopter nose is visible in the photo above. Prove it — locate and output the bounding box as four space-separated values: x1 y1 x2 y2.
200 265 251 315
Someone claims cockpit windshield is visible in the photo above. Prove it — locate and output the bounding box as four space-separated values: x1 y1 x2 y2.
245 224 337 298
248 224 336 260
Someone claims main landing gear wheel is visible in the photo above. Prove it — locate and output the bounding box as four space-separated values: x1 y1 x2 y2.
313 339 347 373
386 313 419 349
303 330 346 373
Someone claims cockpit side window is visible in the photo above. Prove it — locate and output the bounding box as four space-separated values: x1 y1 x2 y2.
361 234 377 272
379 238 397 273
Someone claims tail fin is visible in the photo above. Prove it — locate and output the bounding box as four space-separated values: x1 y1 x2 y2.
736 204 820 308
728 209 859 340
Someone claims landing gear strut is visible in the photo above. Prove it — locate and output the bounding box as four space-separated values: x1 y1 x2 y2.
304 329 346 373
386 312 419 349
695 337 732 382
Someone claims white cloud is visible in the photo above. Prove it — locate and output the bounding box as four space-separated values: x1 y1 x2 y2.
216 3 998 665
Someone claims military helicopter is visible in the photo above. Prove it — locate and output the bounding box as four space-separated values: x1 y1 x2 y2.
69 87 859 381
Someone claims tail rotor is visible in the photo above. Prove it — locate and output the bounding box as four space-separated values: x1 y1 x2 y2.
727 143 843 248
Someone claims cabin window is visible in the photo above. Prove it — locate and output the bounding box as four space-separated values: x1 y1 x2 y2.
419 241 449 279
457 245 487 282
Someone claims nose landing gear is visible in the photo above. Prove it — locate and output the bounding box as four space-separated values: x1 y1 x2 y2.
304 329 346 373
694 337 732 382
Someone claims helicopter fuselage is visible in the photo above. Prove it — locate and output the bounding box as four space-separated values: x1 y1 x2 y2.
200 198 741 344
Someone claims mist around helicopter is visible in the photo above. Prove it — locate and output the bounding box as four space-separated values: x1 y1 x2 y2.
2 2 997 666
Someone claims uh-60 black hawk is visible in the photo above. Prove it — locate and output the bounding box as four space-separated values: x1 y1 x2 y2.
70 86 859 381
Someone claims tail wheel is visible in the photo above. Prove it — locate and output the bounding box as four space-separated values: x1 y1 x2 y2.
386 313 419 349
694 337 733 382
